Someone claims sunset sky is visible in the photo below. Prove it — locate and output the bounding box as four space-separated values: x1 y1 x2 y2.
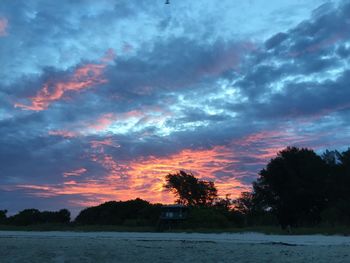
1 0 350 215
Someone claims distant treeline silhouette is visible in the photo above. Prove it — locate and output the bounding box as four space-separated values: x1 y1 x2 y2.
0 209 70 226
1 146 350 229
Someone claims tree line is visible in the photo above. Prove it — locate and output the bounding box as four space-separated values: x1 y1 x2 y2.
1 146 349 229
0 209 70 226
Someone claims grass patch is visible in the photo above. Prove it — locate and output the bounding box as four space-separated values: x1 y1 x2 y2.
0 224 350 235
0 224 156 232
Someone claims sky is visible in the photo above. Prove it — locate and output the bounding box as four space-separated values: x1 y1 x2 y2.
1 0 350 216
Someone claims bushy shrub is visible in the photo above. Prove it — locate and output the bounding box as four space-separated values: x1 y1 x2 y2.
75 198 162 226
183 207 230 228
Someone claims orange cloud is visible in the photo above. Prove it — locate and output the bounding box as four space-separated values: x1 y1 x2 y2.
15 127 323 208
14 124 326 208
13 145 248 207
0 17 8 37
15 49 115 111
11 125 334 208
122 147 247 202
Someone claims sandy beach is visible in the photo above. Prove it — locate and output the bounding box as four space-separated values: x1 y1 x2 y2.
0 231 350 262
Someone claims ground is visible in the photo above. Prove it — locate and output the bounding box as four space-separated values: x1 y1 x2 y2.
0 232 350 262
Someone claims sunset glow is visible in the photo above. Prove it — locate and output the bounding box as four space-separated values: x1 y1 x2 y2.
11 145 249 207
1 0 350 215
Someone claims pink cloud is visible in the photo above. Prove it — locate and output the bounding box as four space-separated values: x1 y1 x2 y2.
198 41 257 77
100 48 116 63
86 107 172 133
0 17 8 37
15 49 115 111
288 33 344 58
63 168 87 178
88 113 115 132
90 138 120 149
48 130 77 138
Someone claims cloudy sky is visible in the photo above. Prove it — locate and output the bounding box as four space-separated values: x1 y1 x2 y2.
1 0 349 215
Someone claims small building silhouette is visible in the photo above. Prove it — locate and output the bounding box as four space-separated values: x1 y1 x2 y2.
160 204 188 220
158 205 188 230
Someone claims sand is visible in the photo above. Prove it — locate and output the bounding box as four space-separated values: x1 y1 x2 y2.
0 231 350 262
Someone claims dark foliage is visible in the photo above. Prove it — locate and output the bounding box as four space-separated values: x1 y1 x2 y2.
6 209 70 226
183 207 230 228
252 147 328 228
75 198 162 226
234 147 350 228
233 192 277 226
321 148 350 225
0 210 7 224
213 194 233 211
164 171 218 207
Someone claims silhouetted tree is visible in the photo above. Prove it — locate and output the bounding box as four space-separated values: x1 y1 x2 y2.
10 209 41 226
164 171 218 207
253 147 328 228
233 192 256 215
0 210 7 224
233 191 277 226
214 194 233 211
40 209 71 224
322 150 341 166
322 148 350 225
57 209 71 223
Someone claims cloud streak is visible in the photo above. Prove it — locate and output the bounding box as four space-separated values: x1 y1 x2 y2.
15 49 115 111
63 168 87 178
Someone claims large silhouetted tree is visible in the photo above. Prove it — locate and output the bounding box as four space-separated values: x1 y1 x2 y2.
253 147 328 228
322 148 350 224
164 171 218 207
337 148 350 223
